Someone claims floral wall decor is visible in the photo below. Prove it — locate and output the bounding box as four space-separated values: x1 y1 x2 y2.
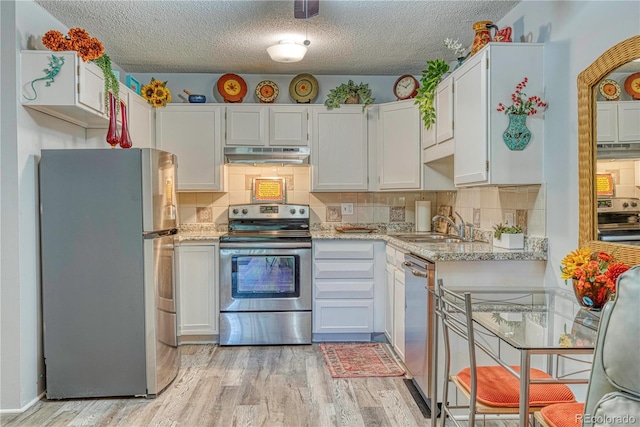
496 77 547 151
142 78 172 107
42 28 118 110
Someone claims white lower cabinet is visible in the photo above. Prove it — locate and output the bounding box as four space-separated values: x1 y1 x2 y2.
175 242 218 342
313 240 384 340
393 269 405 360
385 243 407 360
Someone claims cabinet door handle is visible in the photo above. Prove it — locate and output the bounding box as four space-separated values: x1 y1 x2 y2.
411 269 428 278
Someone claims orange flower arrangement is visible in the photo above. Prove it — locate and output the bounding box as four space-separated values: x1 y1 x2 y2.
561 248 629 310
42 28 104 62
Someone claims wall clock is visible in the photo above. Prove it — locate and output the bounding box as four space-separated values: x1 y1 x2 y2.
393 74 419 100
217 73 247 103
255 80 279 103
599 79 621 101
624 72 640 100
289 74 318 103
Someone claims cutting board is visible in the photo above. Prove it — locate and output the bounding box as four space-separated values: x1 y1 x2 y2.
436 205 453 233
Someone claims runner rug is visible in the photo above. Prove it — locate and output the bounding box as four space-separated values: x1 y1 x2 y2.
319 343 405 378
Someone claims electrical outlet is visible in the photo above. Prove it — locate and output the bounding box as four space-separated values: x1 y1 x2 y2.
341 203 354 215
504 212 514 226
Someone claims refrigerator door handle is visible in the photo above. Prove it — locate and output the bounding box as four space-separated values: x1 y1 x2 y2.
143 228 178 239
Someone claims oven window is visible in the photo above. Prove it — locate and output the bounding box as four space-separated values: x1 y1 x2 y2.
231 255 300 298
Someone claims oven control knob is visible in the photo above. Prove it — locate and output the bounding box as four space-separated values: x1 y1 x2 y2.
232 208 239 214
242 208 248 215
300 208 306 214
632 202 638 208
623 202 629 208
290 208 296 215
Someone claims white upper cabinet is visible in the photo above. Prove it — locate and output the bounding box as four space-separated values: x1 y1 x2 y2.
596 101 640 143
125 87 155 148
597 103 618 142
156 104 223 191
225 105 309 147
21 50 108 128
453 43 544 186
617 102 640 141
423 75 455 164
376 100 422 190
311 106 368 191
435 75 454 144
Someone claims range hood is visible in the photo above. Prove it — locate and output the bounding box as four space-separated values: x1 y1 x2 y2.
597 143 640 160
224 147 310 165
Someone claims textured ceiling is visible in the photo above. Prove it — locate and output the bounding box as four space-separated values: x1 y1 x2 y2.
34 0 520 76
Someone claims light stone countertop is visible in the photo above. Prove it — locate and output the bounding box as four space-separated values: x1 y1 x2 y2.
176 226 547 262
311 231 548 262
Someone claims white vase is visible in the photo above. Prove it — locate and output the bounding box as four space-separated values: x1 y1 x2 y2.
492 233 524 250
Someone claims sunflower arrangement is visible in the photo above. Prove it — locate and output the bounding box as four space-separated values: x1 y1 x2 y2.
142 78 172 108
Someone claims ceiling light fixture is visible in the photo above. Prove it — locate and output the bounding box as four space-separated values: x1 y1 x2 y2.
267 40 307 63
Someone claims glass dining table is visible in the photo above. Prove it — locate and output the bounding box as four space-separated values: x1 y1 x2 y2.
431 287 600 426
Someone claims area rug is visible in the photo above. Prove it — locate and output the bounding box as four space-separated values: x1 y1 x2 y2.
319 343 405 378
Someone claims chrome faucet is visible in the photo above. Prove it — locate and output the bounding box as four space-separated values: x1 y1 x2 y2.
431 211 474 241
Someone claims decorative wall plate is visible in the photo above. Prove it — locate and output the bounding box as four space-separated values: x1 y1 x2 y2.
624 72 640 100
217 73 247 103
289 73 318 103
599 79 621 101
255 80 279 103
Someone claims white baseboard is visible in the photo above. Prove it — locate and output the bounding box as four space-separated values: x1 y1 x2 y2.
0 392 45 414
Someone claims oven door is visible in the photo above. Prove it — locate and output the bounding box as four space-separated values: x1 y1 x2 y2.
219 242 312 312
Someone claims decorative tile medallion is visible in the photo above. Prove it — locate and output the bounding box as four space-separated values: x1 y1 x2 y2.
389 206 406 222
326 206 342 222
196 207 213 223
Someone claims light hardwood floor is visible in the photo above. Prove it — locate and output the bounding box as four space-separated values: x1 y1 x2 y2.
1 344 518 427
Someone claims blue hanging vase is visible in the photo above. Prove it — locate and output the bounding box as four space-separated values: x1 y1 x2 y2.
502 113 531 151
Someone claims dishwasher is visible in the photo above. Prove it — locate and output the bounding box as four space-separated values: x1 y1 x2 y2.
402 253 436 411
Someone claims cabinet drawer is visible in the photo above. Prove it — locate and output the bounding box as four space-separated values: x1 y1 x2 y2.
314 280 374 299
314 241 374 259
313 300 374 333
314 260 374 279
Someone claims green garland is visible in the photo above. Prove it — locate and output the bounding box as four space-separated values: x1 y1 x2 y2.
414 59 450 129
92 54 119 113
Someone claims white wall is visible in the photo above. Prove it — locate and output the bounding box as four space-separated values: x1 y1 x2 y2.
1 0 88 413
497 0 640 289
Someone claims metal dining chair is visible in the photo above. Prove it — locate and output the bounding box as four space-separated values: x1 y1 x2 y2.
436 281 577 427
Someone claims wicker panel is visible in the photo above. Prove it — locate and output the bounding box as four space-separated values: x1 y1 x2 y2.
577 35 640 267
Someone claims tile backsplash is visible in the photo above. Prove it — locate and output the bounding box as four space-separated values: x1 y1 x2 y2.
177 165 546 237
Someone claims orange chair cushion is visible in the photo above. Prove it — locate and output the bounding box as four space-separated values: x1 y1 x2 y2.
539 403 585 427
456 366 576 408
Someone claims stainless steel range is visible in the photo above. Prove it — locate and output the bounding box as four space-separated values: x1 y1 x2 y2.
597 197 640 246
219 204 312 345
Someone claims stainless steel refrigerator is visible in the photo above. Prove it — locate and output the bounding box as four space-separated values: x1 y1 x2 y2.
39 148 180 399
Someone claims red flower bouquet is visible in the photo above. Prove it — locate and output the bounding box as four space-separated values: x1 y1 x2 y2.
496 77 548 116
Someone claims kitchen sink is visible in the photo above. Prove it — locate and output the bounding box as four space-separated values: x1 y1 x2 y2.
390 233 466 244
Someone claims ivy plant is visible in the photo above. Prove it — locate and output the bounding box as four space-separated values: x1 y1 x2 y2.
414 59 450 129
324 80 375 112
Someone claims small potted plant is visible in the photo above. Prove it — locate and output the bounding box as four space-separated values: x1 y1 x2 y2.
414 59 450 129
492 223 524 249
324 80 374 112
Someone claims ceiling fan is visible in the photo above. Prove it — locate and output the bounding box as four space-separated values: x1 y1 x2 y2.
294 0 319 19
